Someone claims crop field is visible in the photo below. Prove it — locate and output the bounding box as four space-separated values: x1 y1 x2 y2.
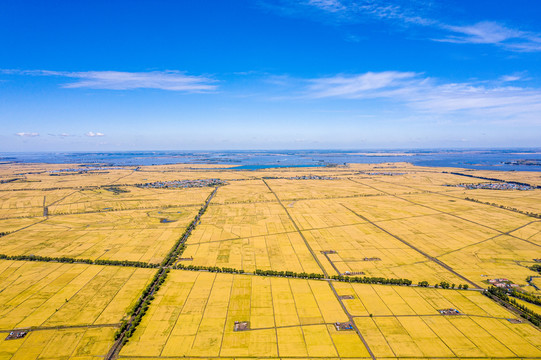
120 270 541 359
182 202 322 273
303 223 466 284
120 270 370 358
0 327 117 359
0 162 540 359
265 178 384 200
0 260 155 329
462 188 541 214
0 189 75 218
0 260 156 359
0 207 199 263
334 282 541 358
46 187 212 215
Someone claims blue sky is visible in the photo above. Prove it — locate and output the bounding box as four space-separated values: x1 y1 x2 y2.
1 0 541 151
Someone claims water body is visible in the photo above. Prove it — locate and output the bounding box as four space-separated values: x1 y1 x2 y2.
1 149 541 171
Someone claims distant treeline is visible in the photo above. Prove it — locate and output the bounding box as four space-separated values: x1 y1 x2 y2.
446 171 540 189
0 254 159 268
465 197 541 219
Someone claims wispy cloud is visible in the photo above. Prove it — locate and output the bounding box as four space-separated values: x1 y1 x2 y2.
85 131 105 137
438 22 541 51
261 0 541 52
298 71 541 121
306 71 420 98
15 132 39 137
3 70 218 92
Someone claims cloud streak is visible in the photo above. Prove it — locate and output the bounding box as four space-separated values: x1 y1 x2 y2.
4 70 218 92
15 132 39 137
263 0 541 52
437 22 541 52
299 71 541 121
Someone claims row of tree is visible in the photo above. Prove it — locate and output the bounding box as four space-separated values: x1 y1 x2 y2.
465 197 541 219
120 268 169 343
435 281 469 289
0 253 159 268
485 286 541 327
331 275 412 286
256 269 324 279
511 289 541 307
176 264 245 274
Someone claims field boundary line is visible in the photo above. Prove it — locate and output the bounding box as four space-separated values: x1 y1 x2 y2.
158 271 200 356
285 276 310 357
340 203 481 289
362 177 541 247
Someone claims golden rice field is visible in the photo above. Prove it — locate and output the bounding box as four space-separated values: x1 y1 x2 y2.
0 207 200 263
120 270 541 359
0 260 155 329
0 327 116 359
0 162 540 359
0 260 156 359
120 270 370 358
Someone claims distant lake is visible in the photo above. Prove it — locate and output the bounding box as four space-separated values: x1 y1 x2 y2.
1 149 541 171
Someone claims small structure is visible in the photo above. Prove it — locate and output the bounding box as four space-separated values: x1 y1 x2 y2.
178 257 193 261
438 308 460 315
343 271 365 276
5 330 28 340
508 318 522 324
362 257 381 261
339 295 355 300
334 321 354 331
234 321 250 331
321 250 337 254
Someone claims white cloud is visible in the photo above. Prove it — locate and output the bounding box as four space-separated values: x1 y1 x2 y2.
306 71 419 98
438 21 541 51
15 132 39 137
266 1 541 52
500 75 522 82
86 131 105 137
301 71 541 122
4 70 217 92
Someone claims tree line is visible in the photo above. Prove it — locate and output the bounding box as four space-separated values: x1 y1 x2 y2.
485 286 541 327
465 197 541 219
0 253 159 268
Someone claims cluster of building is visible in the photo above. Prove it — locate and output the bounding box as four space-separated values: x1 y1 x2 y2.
49 167 123 173
438 308 460 315
488 278 520 290
264 175 337 180
283 175 337 180
363 172 405 176
136 179 226 189
451 182 533 191
334 321 354 331
6 330 27 340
